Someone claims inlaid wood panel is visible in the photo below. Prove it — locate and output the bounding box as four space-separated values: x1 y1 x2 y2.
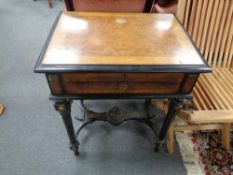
62 73 124 82
124 73 184 82
47 75 62 94
182 74 198 93
64 82 181 94
55 72 187 95
62 73 184 82
42 12 205 66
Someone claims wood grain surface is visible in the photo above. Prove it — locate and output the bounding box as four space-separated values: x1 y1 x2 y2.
48 72 188 95
42 12 205 66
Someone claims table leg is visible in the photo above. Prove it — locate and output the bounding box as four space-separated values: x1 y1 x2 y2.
155 99 181 151
54 100 79 155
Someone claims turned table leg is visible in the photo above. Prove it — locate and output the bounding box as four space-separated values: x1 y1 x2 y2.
54 100 79 155
155 99 181 151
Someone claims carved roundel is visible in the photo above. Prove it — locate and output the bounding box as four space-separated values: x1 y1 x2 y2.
107 107 125 125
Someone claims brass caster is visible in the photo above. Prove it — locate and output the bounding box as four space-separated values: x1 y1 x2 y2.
70 142 80 156
154 143 163 152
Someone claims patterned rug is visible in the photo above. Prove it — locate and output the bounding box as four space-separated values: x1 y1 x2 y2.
175 119 233 175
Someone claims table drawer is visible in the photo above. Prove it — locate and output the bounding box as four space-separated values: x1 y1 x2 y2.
124 73 184 82
63 81 182 94
62 73 184 82
59 73 185 95
47 73 199 95
63 73 124 82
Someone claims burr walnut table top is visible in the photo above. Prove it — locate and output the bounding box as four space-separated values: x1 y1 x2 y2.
34 12 210 73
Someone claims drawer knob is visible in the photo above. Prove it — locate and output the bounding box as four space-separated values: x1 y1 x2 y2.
118 83 128 91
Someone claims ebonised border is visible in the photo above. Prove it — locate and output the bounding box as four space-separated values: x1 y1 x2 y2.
36 64 211 73
49 93 192 101
34 12 62 73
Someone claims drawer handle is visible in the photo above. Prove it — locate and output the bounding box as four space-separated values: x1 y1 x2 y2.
118 83 128 91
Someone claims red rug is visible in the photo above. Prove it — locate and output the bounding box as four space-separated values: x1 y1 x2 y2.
175 121 233 175
190 131 233 175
